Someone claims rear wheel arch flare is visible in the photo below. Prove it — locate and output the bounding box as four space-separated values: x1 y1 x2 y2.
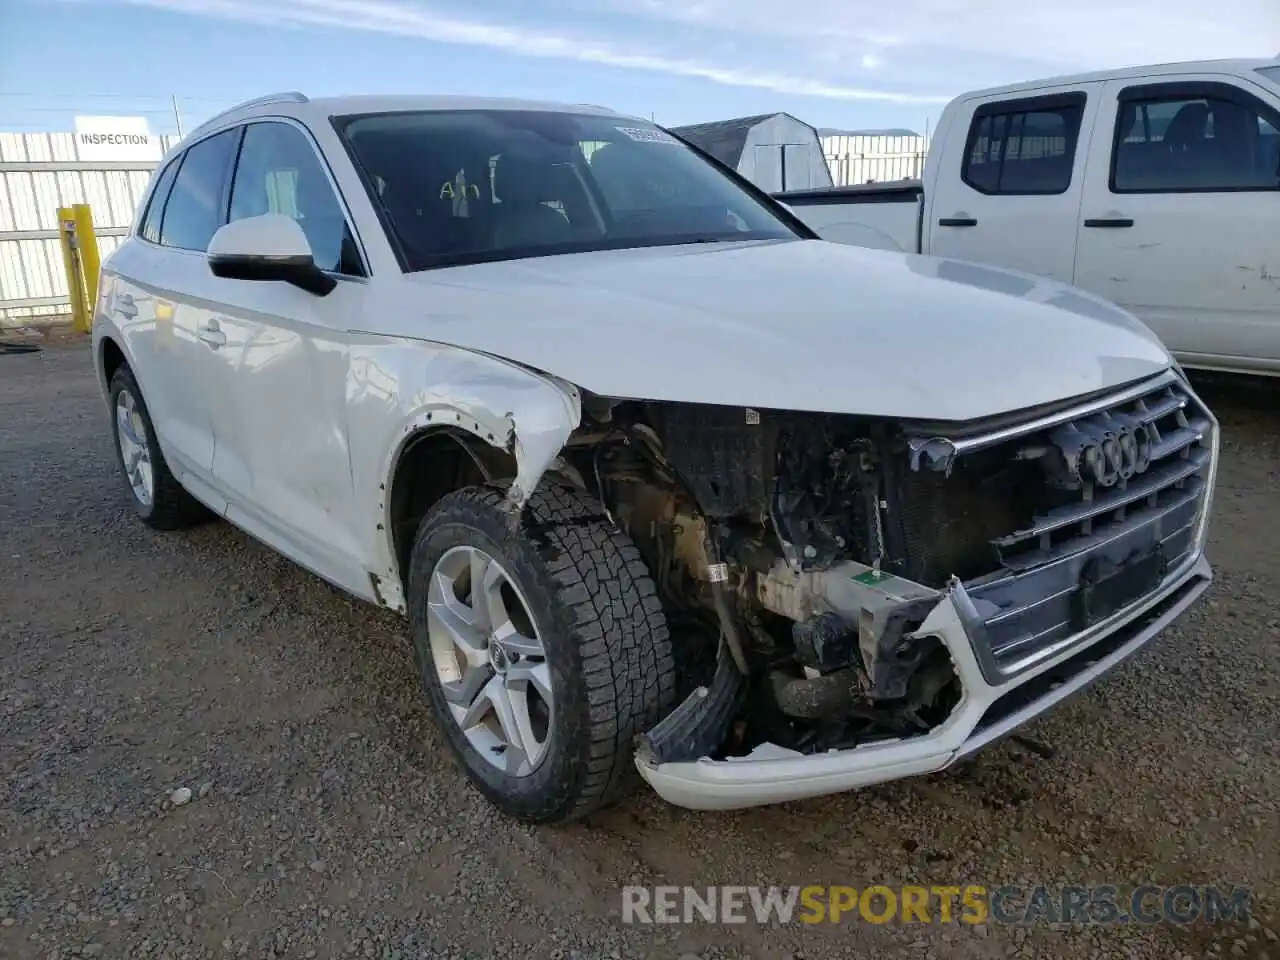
100 336 128 390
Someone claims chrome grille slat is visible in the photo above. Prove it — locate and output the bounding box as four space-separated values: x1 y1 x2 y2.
994 479 1202 573
986 582 1076 625
992 448 1208 548
990 619 1071 658
1148 418 1210 460
968 480 1202 594
1132 390 1187 423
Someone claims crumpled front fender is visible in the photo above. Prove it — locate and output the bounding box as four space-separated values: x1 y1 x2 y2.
346 335 581 612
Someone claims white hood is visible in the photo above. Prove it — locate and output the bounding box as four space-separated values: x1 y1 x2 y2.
383 239 1173 422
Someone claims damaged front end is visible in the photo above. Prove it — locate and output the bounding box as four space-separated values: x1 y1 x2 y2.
563 368 1216 810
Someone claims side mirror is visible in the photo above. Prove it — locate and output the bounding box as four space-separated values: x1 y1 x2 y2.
207 214 336 297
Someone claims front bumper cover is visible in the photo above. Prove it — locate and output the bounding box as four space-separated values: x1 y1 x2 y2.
635 551 1211 811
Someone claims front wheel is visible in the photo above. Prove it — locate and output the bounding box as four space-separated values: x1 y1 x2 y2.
408 484 676 823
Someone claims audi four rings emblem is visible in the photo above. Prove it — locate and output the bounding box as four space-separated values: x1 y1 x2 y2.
1051 417 1153 487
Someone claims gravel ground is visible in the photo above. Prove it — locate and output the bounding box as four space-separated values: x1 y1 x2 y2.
1 343 1276 960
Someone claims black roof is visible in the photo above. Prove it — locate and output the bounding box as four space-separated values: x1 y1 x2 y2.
670 112 817 168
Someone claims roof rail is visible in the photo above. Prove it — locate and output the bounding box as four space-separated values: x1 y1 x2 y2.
185 91 309 139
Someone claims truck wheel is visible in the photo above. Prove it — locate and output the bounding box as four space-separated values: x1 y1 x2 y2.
407 483 676 823
108 366 210 530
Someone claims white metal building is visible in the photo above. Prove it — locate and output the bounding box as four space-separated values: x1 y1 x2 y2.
671 113 834 193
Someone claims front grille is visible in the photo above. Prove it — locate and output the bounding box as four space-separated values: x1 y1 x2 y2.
907 371 1215 682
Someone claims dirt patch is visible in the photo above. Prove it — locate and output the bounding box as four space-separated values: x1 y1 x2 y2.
1 345 1276 959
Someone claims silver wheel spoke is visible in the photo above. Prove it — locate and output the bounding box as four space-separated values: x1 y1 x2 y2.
440 661 493 708
504 662 553 769
478 558 513 640
115 389 154 506
505 659 553 705
463 676 530 775
116 406 133 446
469 550 500 633
428 571 488 666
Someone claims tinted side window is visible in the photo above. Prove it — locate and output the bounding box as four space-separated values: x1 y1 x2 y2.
962 95 1085 195
229 122 363 275
1112 90 1280 193
159 129 239 251
139 159 181 243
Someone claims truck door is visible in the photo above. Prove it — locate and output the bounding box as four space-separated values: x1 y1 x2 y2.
926 86 1097 284
1073 76 1280 372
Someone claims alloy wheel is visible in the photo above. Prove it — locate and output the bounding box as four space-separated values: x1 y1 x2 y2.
426 545 554 776
114 387 154 507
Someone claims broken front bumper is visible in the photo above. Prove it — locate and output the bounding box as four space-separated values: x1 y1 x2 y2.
635 550 1211 811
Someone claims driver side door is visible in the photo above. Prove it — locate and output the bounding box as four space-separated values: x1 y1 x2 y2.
203 119 372 592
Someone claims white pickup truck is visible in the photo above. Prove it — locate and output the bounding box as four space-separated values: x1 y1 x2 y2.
778 58 1280 377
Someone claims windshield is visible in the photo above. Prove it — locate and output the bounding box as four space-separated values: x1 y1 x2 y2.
334 109 801 271
1258 65 1280 88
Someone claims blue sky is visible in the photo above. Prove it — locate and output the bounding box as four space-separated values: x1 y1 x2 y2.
1 0 1276 135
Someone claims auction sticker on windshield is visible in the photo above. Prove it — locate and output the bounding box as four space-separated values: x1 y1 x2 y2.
616 126 679 144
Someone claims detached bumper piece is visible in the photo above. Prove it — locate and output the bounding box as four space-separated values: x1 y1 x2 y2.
637 643 746 765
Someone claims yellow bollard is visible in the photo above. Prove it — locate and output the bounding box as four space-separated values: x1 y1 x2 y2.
56 207 90 334
71 204 100 332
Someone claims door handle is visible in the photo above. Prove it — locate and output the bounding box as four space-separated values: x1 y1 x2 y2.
938 217 978 227
1083 218 1135 228
197 322 227 349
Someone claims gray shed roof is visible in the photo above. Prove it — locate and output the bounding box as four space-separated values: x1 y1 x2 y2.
670 112 816 168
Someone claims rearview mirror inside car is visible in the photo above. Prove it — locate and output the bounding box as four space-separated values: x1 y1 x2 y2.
207 214 336 296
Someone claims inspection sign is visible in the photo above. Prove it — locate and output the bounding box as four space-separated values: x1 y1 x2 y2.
73 116 163 162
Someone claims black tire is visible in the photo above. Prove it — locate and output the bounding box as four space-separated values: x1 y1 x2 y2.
408 483 677 823
108 365 211 530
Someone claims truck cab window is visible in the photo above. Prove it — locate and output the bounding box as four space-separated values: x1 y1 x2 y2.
1112 91 1280 193
962 95 1084 195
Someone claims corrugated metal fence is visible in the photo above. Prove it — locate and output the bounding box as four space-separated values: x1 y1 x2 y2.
0 131 180 327
821 134 930 187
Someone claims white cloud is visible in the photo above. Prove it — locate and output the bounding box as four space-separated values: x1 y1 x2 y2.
589 0 1278 74
81 0 1279 109
89 0 953 103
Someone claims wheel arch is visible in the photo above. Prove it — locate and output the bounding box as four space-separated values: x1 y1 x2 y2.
354 341 584 612
386 425 519 597
98 334 130 393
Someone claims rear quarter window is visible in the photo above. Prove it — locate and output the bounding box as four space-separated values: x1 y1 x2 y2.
138 159 181 244
158 128 241 251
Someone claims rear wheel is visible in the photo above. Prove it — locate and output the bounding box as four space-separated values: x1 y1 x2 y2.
408 484 676 823
108 366 210 530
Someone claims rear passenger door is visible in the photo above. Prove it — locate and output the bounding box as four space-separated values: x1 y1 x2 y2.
1074 77 1280 371
927 86 1097 284
112 128 241 505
